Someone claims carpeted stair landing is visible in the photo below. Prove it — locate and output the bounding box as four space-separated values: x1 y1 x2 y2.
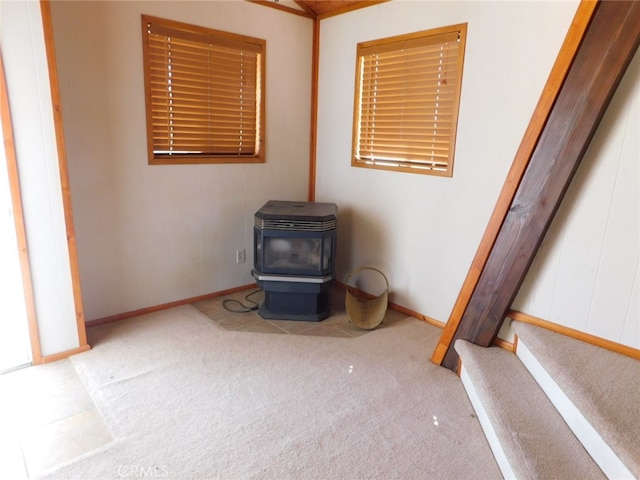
455 340 605 479
455 320 640 480
512 321 640 478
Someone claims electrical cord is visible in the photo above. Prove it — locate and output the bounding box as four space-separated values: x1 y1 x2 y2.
222 289 263 313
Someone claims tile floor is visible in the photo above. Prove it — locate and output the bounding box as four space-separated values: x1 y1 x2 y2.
193 285 406 337
0 285 401 478
0 358 112 479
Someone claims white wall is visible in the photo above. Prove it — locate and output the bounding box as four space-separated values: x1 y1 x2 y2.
49 1 313 320
0 94 32 369
46 0 639 348
510 51 639 348
316 1 579 320
0 1 80 356
316 0 639 350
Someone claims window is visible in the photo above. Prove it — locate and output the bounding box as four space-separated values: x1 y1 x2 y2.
142 15 265 164
352 24 467 176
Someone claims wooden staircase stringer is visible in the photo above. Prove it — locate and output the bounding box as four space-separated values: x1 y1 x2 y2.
433 0 640 371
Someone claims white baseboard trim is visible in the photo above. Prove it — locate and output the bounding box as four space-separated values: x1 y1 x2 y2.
459 364 517 480
515 339 633 479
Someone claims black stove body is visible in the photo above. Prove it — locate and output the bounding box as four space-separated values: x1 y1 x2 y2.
252 200 337 321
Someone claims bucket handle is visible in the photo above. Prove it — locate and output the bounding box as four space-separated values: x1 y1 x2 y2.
345 266 389 291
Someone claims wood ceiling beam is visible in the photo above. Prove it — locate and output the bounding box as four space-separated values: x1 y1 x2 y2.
294 0 317 17
247 1 315 19
315 1 389 20
433 0 640 371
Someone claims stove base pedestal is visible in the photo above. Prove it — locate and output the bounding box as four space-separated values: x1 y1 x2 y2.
253 271 333 321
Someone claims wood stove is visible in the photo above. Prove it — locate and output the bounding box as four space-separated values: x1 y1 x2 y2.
252 200 337 321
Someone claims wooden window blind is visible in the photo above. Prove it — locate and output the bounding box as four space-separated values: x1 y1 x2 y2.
142 15 265 164
352 24 467 176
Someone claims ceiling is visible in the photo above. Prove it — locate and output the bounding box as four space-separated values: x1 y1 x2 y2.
295 1 372 16
257 0 389 19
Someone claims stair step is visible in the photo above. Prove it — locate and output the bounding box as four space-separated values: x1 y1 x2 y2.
455 339 605 480
512 321 640 479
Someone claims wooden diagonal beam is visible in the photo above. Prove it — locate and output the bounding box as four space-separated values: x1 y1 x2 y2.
433 0 640 370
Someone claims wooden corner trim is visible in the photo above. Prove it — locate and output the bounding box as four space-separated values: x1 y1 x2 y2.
40 0 89 350
491 337 515 353
388 301 446 329
308 19 320 202
40 344 91 365
86 283 258 328
334 280 446 328
508 310 640 360
0 53 43 365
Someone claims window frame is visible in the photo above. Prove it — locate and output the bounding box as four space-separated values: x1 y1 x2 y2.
141 15 266 165
351 24 467 177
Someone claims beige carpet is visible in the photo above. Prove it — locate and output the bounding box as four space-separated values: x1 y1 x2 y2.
512 321 640 477
455 340 605 479
35 299 500 480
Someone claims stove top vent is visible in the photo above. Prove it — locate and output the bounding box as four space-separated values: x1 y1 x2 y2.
254 200 337 232
255 217 336 232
